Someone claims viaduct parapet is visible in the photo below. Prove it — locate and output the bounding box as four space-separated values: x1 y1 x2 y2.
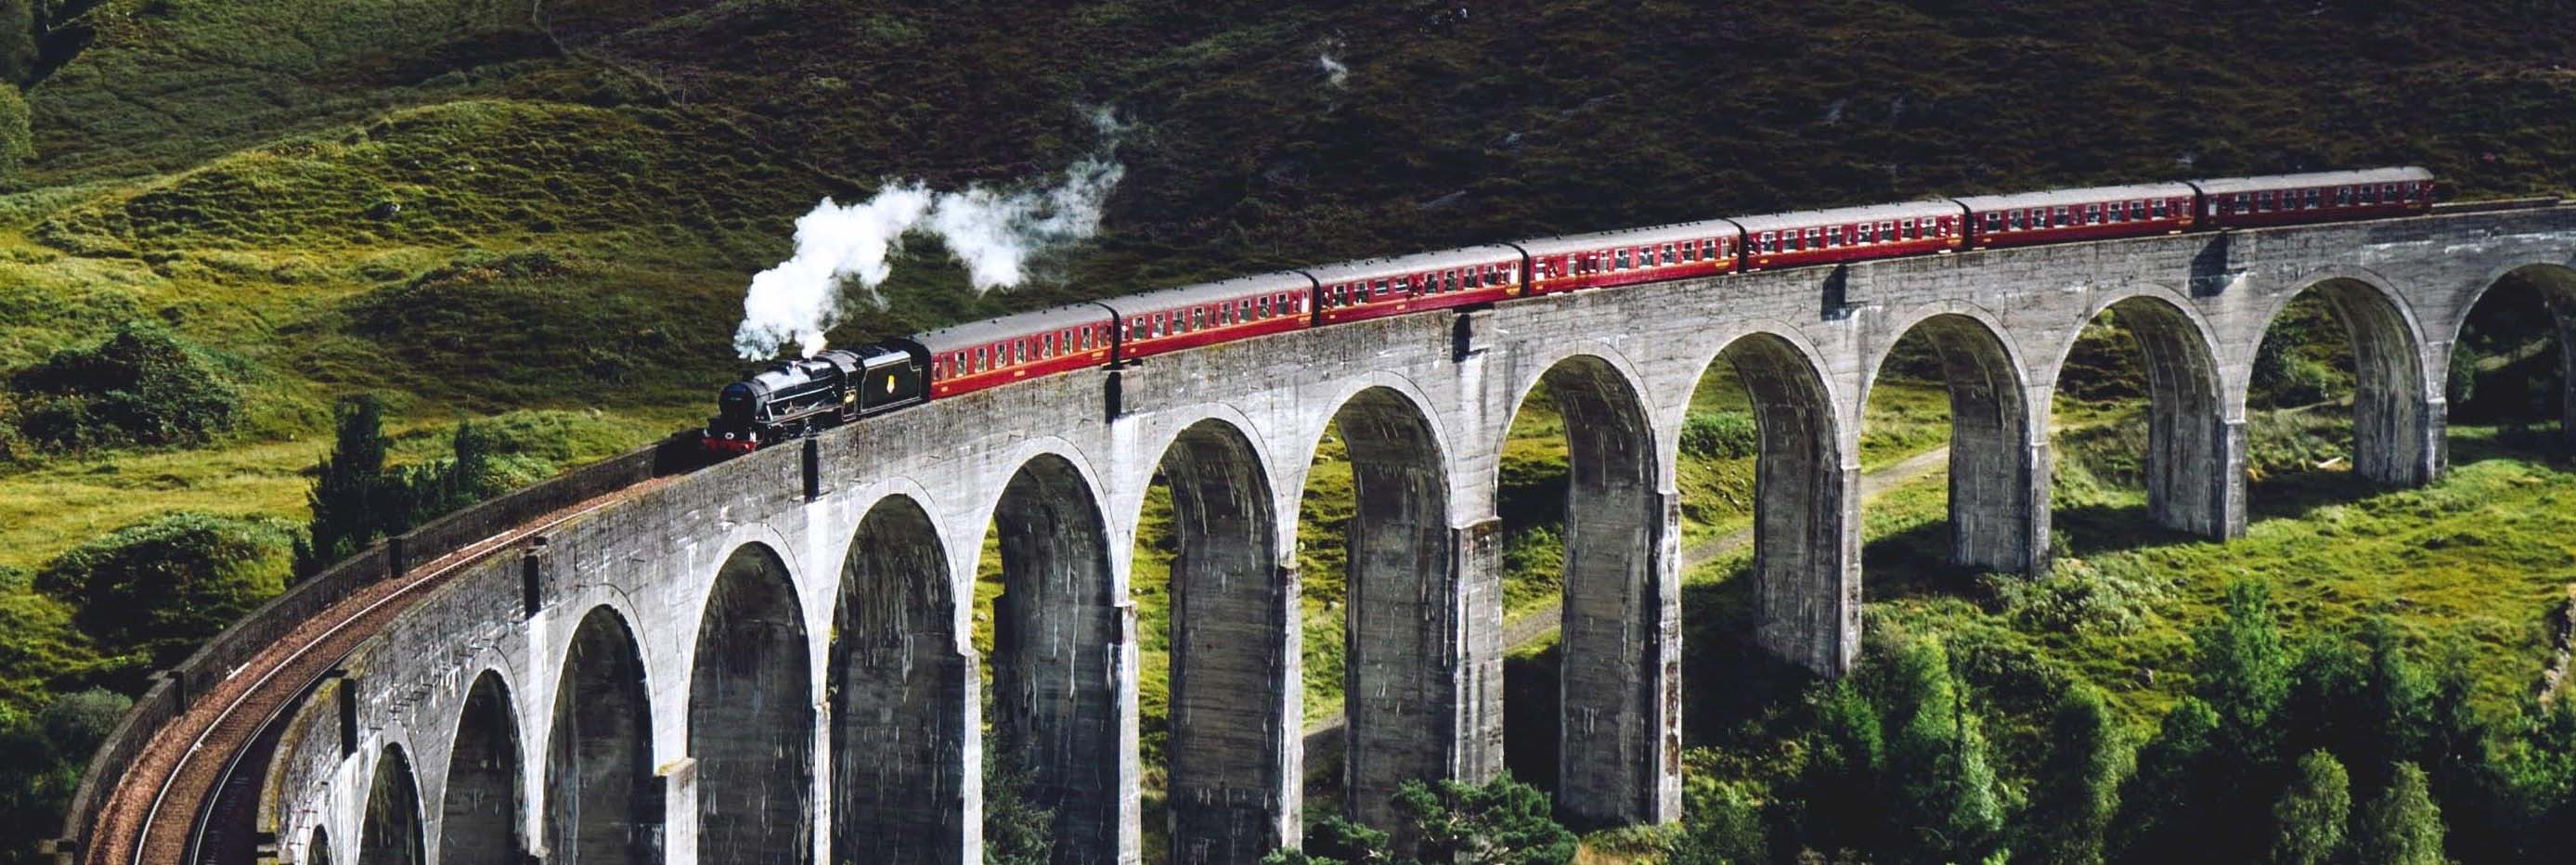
61 205 2576 865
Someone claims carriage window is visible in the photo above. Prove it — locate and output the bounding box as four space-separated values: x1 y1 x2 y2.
1152 314 1165 337
1828 226 1845 247
2153 199 2169 217
974 348 986 372
2048 207 2065 226
1659 244 1674 265
1615 249 1631 269
1759 232 1776 252
1369 278 1386 297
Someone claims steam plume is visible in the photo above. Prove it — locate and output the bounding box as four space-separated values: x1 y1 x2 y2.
1318 52 1349 88
731 109 1128 359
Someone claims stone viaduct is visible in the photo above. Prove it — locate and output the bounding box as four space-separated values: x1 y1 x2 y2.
66 204 2576 865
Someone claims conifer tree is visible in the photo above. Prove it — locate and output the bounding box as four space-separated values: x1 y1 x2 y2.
296 394 392 576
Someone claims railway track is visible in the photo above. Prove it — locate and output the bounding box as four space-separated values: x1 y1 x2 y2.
80 477 670 865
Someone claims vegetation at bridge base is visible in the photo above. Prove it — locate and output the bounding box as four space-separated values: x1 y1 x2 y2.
1263 774 1576 865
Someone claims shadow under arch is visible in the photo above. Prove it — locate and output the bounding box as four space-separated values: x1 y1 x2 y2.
985 452 1122 864
1867 312 2042 572
832 494 968 865
1708 331 1851 674
358 744 424 865
1500 355 1674 828
2452 262 2576 453
1154 418 1292 864
1322 386 1463 832
307 826 332 865
438 671 525 865
2262 273 2436 486
690 543 813 865
544 606 659 864
2075 293 2235 537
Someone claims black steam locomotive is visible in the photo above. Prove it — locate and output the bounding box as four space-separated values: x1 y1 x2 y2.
701 342 928 454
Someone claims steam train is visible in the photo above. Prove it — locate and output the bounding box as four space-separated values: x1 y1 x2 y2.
702 167 2436 452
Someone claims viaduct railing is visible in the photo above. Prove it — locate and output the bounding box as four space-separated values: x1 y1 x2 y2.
44 436 697 863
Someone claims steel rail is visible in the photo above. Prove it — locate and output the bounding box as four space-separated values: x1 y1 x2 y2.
101 480 662 865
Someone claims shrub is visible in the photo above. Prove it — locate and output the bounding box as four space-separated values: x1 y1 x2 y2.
2353 762 2444 865
33 511 292 667
6 322 239 452
2020 686 2130 865
0 81 27 187
1681 410 1758 460
2270 751 2351 865
1668 780 1768 865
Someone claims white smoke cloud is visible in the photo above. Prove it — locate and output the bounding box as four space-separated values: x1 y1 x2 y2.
731 109 1128 359
1318 52 1349 88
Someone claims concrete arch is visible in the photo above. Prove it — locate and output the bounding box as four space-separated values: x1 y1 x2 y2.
984 453 1125 864
1705 330 1855 675
1866 309 2045 572
690 543 814 865
832 494 970 865
2263 268 2439 485
2450 261 2576 451
1508 354 1676 828
1154 418 1294 864
1319 385 1469 830
544 605 660 864
2062 291 2239 537
358 744 425 865
438 671 525 865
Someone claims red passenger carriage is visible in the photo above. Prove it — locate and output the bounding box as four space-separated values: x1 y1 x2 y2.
1102 272 1315 362
918 303 1120 399
1304 246 1523 325
1516 219 1740 296
1735 201 1964 272
1956 183 2197 250
2192 167 2435 228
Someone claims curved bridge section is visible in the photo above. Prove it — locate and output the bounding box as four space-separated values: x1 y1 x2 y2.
57 206 2576 865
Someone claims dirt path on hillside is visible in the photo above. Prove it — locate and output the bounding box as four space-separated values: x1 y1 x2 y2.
1301 444 1953 749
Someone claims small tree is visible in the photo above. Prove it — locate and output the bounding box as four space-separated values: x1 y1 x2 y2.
2111 698 2220 864
2353 762 2444 865
298 395 393 576
2271 750 2351 865
1881 639 2004 865
1668 781 1768 865
2023 685 2130 865
2199 580 2292 750
1794 677 1885 853
981 742 1055 865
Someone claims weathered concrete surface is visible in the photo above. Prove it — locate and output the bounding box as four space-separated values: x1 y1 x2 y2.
245 208 2576 865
